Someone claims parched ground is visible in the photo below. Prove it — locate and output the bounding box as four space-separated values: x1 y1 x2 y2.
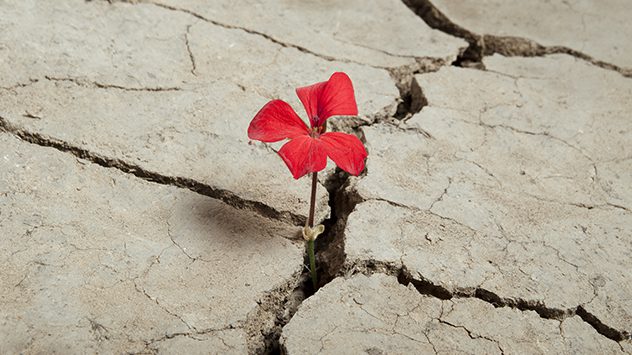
0 0 630 354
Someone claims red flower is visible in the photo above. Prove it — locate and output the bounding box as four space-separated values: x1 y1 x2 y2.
248 72 368 179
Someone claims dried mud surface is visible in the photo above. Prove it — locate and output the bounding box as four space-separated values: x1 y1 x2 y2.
0 0 630 353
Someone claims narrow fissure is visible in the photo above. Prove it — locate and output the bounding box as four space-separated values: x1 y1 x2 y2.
0 117 305 226
342 259 629 343
45 75 182 92
145 1 362 66
184 24 198 76
402 0 632 77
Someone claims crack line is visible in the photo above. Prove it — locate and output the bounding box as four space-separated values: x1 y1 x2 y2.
345 260 630 343
437 317 505 354
44 75 181 92
145 1 364 67
0 116 306 226
184 24 197 76
340 194 630 342
402 0 632 78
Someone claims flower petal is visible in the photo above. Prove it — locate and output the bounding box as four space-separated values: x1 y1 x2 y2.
248 100 309 142
321 132 367 176
277 135 327 179
296 72 358 127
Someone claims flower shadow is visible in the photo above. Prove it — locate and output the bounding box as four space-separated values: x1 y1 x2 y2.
168 194 302 258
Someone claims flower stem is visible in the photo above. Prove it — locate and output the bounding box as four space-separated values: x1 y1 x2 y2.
308 172 318 227
307 239 317 290
307 172 318 290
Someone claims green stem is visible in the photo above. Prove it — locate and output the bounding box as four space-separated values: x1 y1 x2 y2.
307 239 317 290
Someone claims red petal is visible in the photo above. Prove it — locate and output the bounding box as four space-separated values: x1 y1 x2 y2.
248 100 309 142
296 72 358 127
320 132 367 176
277 135 327 179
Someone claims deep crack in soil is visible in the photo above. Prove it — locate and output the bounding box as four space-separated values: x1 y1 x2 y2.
0 116 306 227
249 167 365 354
341 250 631 343
267 169 363 354
313 169 362 291
402 0 632 77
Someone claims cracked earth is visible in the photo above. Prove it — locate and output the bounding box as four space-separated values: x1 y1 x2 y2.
0 0 630 354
